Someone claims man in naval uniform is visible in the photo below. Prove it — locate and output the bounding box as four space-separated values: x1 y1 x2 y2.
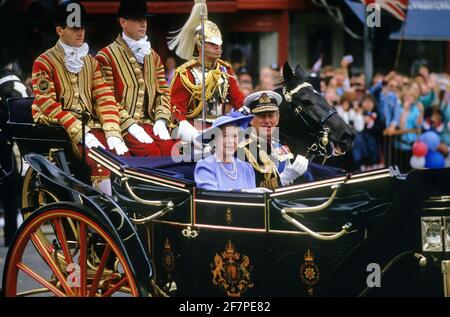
240 91 310 190
31 1 127 194
96 0 174 157
168 0 245 142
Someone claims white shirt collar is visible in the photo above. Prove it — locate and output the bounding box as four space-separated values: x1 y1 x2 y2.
122 32 151 64
58 40 89 74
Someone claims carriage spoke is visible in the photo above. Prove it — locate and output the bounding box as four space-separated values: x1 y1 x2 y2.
88 244 111 297
16 262 66 297
78 222 88 297
67 218 78 241
17 288 52 297
101 277 128 297
53 218 73 265
30 232 74 296
5 208 141 297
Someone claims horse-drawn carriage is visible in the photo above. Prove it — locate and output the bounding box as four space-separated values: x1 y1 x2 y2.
1 67 450 297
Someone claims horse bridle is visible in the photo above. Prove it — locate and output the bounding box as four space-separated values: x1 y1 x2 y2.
0 75 24 182
0 74 27 104
282 82 337 163
0 74 22 87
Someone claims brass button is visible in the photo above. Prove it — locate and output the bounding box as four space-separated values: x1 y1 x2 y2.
133 113 141 119
76 123 82 130
136 101 143 107
74 92 79 98
98 169 103 173
138 90 145 97
71 77 77 84
97 164 101 168
138 78 144 85
134 68 141 74
129 57 136 63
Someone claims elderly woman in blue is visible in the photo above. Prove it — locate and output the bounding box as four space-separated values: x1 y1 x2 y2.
194 113 257 191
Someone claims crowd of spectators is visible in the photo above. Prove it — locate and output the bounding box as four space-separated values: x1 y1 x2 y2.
231 57 450 173
320 58 449 172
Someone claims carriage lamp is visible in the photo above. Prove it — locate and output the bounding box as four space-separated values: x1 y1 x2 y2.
421 217 444 252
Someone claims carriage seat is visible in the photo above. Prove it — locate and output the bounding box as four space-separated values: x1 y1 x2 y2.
7 97 34 124
93 147 197 183
118 155 196 182
93 147 347 187
6 97 70 155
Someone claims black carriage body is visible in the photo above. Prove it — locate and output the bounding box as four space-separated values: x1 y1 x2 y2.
5 97 91 183
92 147 449 297
147 170 403 296
3 95 450 297
4 135 450 297
6 97 67 154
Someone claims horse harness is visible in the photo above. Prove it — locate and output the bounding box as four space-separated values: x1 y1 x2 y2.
282 82 337 163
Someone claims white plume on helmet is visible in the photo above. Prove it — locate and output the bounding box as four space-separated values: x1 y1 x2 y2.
167 0 208 61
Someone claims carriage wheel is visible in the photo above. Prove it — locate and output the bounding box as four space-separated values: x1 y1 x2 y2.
4 205 147 297
19 166 75 267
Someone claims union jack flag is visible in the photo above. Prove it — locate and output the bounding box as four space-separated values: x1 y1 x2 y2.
360 0 409 21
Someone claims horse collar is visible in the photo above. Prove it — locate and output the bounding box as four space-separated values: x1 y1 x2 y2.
282 82 312 103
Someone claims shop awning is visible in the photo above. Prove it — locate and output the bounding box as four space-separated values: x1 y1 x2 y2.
345 0 450 41
390 0 450 41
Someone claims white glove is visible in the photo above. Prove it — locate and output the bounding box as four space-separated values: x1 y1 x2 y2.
241 187 273 193
177 120 199 142
153 119 171 140
128 123 153 144
279 154 309 186
237 105 251 116
106 136 129 155
84 133 105 149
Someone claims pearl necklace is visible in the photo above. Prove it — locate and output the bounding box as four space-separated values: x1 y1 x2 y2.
218 159 238 180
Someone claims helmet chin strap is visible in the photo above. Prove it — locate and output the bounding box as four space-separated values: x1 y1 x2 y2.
197 48 221 68
195 38 221 62
206 52 221 62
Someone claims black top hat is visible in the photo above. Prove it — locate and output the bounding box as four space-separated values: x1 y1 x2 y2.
55 1 90 27
118 0 154 19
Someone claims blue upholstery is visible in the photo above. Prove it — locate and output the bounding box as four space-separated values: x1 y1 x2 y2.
118 156 196 181
308 162 346 180
7 97 34 124
95 148 197 182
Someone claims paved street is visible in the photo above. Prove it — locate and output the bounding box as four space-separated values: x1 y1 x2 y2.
0 212 21 289
0 225 67 297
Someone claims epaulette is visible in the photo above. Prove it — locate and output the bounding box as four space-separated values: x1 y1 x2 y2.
175 59 199 74
217 59 231 69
